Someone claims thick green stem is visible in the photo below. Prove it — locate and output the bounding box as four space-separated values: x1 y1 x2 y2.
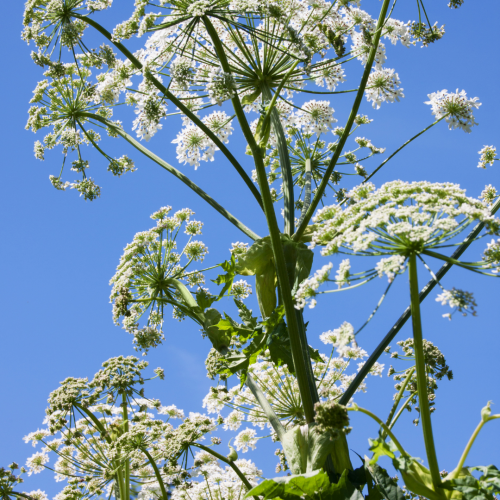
80 113 260 241
408 254 441 489
261 84 294 235
73 14 264 212
193 443 257 497
293 0 392 242
339 196 500 405
203 16 316 424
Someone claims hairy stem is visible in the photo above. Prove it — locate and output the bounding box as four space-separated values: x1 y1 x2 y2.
408 254 441 489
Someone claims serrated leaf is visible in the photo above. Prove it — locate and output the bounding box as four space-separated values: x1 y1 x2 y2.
245 469 364 500
235 299 259 330
366 460 405 500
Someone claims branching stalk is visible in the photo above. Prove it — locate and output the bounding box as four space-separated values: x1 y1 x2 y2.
73 14 264 211
339 196 500 405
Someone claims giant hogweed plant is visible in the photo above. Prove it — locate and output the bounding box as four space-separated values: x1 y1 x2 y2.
12 0 500 498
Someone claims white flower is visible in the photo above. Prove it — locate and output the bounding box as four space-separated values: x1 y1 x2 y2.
24 429 51 447
480 185 497 206
25 491 49 500
26 451 49 475
295 263 333 309
158 405 185 419
132 89 167 142
320 322 354 348
335 259 351 288
310 181 500 258
172 125 216 169
230 242 249 260
234 428 258 452
375 255 406 282
365 69 404 109
483 238 500 273
477 146 498 169
314 63 346 91
425 89 481 133
296 100 337 135
206 67 236 106
223 410 245 431
436 288 477 318
231 280 252 299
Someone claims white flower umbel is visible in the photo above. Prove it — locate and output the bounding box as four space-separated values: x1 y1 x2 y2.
172 125 216 169
296 100 337 135
477 146 498 169
294 262 333 309
231 280 252 299
203 333 379 434
234 428 258 453
436 288 477 319
110 206 209 347
365 69 404 109
311 180 500 258
425 89 481 133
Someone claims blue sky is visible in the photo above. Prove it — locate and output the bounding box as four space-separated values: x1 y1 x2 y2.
1 0 499 496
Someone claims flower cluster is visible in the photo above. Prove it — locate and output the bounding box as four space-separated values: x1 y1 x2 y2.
425 89 481 133
387 339 453 425
23 356 225 500
109 206 208 348
311 181 500 257
477 145 498 169
202 327 381 444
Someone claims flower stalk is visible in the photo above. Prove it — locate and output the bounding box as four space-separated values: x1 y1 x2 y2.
408 253 441 489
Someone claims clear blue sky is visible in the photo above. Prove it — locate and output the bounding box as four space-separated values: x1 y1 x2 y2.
1 0 499 495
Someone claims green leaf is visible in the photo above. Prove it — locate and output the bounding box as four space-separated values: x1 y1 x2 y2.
235 299 259 330
393 456 446 500
244 469 363 500
265 320 295 374
281 424 346 475
196 288 218 312
368 437 395 465
213 254 237 298
215 314 254 341
442 466 500 500
241 89 262 106
366 461 405 500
